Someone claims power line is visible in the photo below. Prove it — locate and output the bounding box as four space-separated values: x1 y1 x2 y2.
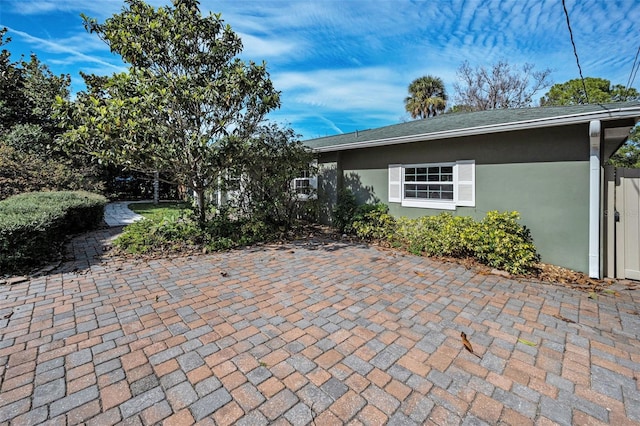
625 45 640 90
562 0 589 104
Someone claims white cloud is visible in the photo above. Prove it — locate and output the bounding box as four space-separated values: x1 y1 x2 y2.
274 67 406 113
237 32 300 59
5 26 124 71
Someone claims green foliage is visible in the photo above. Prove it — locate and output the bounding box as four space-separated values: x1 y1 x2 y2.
128 202 191 221
0 191 106 273
113 216 202 254
341 207 540 275
395 214 474 257
332 189 358 233
0 30 71 154
114 208 281 255
0 144 104 200
350 204 396 241
405 75 447 119
608 126 640 168
56 0 280 222
461 211 540 274
540 77 639 106
233 123 316 228
0 28 103 198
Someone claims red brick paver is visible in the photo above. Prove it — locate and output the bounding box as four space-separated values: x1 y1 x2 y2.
0 228 639 424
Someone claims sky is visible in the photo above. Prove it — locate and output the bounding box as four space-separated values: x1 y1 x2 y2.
1 0 639 139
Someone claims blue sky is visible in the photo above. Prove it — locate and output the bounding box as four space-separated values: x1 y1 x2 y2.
1 0 639 139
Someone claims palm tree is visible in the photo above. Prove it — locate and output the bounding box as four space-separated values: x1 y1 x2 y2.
404 75 447 119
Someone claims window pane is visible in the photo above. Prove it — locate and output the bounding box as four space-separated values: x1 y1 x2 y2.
403 165 455 202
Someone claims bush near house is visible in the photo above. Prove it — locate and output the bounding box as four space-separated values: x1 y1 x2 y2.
337 197 540 275
114 207 286 255
0 191 107 274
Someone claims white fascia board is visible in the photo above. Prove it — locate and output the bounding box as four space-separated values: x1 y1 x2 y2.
312 106 640 153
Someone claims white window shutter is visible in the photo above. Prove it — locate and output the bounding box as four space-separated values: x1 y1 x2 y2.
308 175 318 190
388 164 402 203
456 160 475 207
309 159 318 190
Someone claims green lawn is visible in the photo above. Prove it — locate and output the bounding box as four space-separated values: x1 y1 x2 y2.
128 201 191 221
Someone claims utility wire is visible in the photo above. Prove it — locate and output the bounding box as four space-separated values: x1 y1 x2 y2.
562 0 589 104
625 45 640 90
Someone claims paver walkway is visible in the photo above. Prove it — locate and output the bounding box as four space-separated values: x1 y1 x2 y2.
0 228 639 425
103 201 146 227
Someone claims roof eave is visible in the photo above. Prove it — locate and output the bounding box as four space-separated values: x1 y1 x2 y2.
312 105 640 153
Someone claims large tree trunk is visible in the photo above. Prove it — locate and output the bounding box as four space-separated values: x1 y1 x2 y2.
195 187 206 225
153 171 159 205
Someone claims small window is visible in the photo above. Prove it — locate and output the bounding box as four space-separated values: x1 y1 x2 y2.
388 161 475 210
403 165 454 201
293 161 318 200
294 178 313 196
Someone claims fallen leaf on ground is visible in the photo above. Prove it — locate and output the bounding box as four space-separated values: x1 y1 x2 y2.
517 338 536 346
461 332 482 359
553 314 576 324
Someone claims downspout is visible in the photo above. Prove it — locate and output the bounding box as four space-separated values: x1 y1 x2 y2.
589 120 601 278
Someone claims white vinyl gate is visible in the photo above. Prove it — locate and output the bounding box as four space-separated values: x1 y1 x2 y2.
606 167 640 280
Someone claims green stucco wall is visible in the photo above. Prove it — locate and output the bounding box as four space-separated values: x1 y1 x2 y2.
321 124 593 273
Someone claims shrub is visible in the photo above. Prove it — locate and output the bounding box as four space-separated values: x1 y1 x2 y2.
0 144 105 201
461 211 540 275
114 215 204 254
332 189 358 233
395 214 475 257
114 208 281 255
351 203 396 241
340 206 540 275
0 191 107 273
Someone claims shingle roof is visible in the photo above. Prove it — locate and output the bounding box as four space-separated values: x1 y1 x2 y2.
303 102 640 152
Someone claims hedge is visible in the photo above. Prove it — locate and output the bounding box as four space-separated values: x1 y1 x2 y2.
0 191 107 274
340 201 540 275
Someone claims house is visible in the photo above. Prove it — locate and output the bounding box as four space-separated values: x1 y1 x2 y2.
303 102 640 279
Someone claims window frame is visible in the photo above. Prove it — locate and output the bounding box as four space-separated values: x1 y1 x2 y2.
293 160 318 201
403 163 455 204
389 160 475 210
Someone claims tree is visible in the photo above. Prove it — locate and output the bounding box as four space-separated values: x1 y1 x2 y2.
1 28 70 153
540 77 639 106
608 124 640 168
453 60 552 111
56 0 280 223
234 123 315 227
0 28 102 199
404 75 447 119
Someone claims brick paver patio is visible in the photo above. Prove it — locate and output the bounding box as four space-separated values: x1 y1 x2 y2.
1 228 639 425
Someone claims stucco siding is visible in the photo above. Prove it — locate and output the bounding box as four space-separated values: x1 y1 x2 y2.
329 124 592 273
341 161 589 273
476 162 590 273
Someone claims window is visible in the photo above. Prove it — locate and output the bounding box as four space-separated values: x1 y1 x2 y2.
404 165 454 200
293 171 313 196
293 161 318 201
388 161 475 209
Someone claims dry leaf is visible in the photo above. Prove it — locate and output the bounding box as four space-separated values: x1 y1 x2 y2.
461 332 482 359
552 314 575 324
